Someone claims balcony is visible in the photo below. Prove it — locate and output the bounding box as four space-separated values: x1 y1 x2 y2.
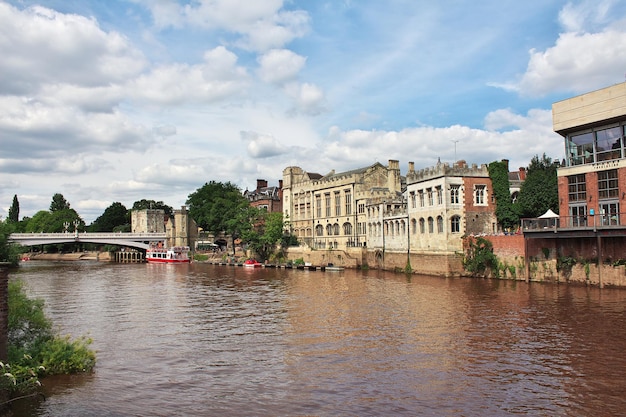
522 214 626 238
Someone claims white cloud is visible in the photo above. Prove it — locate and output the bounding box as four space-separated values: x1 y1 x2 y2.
0 3 146 94
128 46 249 105
242 131 287 158
257 49 307 84
285 82 327 116
517 30 626 96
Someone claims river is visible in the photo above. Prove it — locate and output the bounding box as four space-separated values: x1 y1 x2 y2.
7 261 626 416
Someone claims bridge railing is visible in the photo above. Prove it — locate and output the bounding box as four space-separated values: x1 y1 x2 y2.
10 232 166 239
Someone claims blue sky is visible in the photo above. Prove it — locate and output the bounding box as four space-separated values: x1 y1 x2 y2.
2 0 626 222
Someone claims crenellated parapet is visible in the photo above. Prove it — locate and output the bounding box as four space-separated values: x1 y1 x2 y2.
406 160 489 184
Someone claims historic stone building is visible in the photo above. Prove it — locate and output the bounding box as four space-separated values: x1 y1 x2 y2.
367 160 497 256
282 160 403 251
131 206 197 249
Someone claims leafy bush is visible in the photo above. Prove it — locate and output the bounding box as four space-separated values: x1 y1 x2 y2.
463 236 499 277
4 280 96 398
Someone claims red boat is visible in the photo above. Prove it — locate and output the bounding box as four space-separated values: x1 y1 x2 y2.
243 259 262 268
146 245 190 264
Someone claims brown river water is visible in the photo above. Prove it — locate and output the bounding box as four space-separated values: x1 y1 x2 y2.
6 261 626 416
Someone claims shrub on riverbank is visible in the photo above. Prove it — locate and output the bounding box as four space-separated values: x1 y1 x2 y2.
1 280 96 398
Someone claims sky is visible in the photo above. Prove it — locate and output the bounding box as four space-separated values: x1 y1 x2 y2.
2 0 626 223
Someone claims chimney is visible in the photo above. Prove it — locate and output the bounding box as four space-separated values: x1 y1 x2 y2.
502 159 510 170
256 179 267 192
519 167 526 181
408 161 415 172
278 179 283 189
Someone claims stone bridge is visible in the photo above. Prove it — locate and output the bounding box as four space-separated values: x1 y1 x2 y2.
8 232 167 251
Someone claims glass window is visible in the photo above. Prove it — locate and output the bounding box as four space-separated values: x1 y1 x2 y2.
596 126 622 162
325 194 331 217
569 205 587 227
315 195 321 218
568 132 594 165
343 222 352 235
344 190 352 215
437 216 443 233
568 174 586 202
428 217 434 233
419 218 425 233
333 223 340 235
436 186 443 205
427 188 434 206
598 169 618 200
419 191 425 207
334 192 341 216
450 185 460 204
451 215 461 233
474 185 486 205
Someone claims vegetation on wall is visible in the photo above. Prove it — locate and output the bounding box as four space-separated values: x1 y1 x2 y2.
487 160 519 230
462 236 499 277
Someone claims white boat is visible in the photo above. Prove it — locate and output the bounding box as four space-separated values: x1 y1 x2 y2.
146 245 190 264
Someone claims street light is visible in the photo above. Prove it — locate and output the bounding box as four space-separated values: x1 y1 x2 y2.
451 140 460 165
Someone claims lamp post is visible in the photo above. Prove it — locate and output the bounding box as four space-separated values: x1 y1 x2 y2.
452 140 459 165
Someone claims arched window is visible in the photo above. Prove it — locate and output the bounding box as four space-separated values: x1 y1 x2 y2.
343 222 352 235
451 215 461 233
411 218 417 234
316 224 324 236
333 223 340 235
437 216 443 233
428 217 434 233
326 224 333 235
419 218 425 234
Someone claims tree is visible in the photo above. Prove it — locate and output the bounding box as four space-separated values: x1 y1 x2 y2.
49 193 70 212
186 181 250 253
487 161 519 230
0 220 20 265
25 209 83 233
242 211 286 261
131 200 173 217
517 154 559 218
89 202 129 232
7 195 19 223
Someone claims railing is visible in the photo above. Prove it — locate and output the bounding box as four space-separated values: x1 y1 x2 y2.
10 232 165 239
522 214 625 231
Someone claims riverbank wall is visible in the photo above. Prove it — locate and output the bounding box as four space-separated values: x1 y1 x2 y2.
26 251 112 262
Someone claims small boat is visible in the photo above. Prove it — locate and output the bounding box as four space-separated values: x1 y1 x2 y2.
243 259 262 268
146 245 190 264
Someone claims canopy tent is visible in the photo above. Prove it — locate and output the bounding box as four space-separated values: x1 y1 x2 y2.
538 209 559 219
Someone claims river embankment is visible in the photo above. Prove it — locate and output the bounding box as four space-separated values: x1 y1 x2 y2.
25 251 112 261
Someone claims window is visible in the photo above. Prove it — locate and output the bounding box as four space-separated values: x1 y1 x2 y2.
568 132 594 165
315 224 324 236
437 216 443 233
428 217 434 233
427 188 434 206
451 215 461 233
568 174 586 202
598 170 619 200
315 195 321 218
419 218 425 233
358 203 365 214
333 223 340 235
596 126 622 162
569 205 587 227
334 192 341 216
450 185 460 204
419 190 425 207
410 192 416 208
436 186 443 205
411 218 417 234
474 185 486 205
325 194 331 217
345 190 352 215
326 224 332 235
343 222 352 235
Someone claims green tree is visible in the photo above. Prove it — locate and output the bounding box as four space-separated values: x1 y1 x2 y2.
25 209 83 233
488 160 519 230
186 181 250 253
49 193 71 212
7 195 19 222
89 202 129 232
517 154 559 218
239 210 286 261
0 220 21 265
131 200 173 217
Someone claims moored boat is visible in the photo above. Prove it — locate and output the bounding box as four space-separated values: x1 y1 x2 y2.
243 259 262 268
146 245 190 264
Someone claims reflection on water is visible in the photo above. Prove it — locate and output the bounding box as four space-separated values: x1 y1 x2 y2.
8 262 626 416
